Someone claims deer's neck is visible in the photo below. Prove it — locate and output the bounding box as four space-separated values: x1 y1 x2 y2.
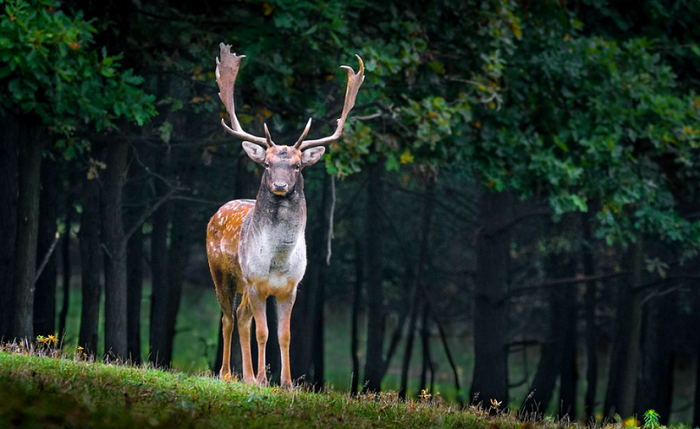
246 178 307 261
252 180 306 235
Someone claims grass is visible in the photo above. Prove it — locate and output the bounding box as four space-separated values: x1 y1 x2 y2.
51 282 697 424
0 347 528 429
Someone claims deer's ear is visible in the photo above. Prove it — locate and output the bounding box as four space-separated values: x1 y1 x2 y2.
301 147 325 167
242 142 266 164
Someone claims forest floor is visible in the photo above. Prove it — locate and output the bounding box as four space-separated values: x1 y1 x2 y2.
0 347 628 429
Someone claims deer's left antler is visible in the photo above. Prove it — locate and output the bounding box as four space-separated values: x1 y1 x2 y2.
294 55 365 151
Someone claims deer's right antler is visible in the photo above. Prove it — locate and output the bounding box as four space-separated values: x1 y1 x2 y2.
216 43 274 148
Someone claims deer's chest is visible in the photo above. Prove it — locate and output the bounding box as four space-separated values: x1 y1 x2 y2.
239 225 307 294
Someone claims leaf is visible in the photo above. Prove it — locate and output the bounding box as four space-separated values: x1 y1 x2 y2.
400 148 414 164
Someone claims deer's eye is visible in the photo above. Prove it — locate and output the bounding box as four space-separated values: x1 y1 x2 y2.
264 161 270 169
294 163 301 170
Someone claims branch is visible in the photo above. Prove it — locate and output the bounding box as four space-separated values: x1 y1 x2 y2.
130 143 180 190
124 187 177 241
512 271 628 296
326 175 336 266
34 232 61 284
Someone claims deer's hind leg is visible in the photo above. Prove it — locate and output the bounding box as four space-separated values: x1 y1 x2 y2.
212 269 235 379
237 290 256 384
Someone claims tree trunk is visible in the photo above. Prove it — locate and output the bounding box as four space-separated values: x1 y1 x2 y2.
0 114 19 340
399 178 436 399
350 240 363 396
520 217 578 419
559 282 578 419
125 147 145 363
149 146 171 366
635 287 674 423
12 119 43 340
581 213 598 422
604 237 643 418
78 174 102 354
290 174 328 385
362 161 386 393
399 276 420 399
34 155 60 337
693 278 700 428
310 256 326 389
163 195 191 367
126 213 144 363
101 141 129 359
471 189 511 410
419 302 432 393
520 288 566 417
58 186 75 340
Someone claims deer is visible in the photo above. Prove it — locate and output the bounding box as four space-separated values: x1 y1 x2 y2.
206 43 364 388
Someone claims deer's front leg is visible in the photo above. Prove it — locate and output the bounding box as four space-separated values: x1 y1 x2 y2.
276 289 297 389
248 289 269 385
236 293 255 384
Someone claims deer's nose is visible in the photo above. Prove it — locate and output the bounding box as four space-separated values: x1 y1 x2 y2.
273 182 289 193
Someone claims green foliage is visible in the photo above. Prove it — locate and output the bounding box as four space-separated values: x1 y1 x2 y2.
467 4 700 251
643 409 665 429
0 0 156 151
16 0 698 251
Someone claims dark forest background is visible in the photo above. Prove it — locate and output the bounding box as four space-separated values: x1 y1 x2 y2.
3 0 700 424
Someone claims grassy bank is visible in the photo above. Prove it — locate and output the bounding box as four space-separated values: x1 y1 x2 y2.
0 348 568 429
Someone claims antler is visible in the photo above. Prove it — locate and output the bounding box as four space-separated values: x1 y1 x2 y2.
294 55 365 151
216 43 274 148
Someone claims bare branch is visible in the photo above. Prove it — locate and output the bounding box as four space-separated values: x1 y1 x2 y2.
34 232 61 284
124 187 177 241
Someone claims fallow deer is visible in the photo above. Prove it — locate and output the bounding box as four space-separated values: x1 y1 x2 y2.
206 43 364 388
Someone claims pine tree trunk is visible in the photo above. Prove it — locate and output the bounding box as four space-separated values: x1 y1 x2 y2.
12 119 43 340
471 189 512 410
101 141 129 359
0 114 19 340
34 155 59 337
78 174 102 354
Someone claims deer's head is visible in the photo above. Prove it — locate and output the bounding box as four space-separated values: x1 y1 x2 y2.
241 143 325 197
215 43 364 198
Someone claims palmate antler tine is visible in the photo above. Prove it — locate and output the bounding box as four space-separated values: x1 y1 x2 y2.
216 43 273 148
296 55 365 150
